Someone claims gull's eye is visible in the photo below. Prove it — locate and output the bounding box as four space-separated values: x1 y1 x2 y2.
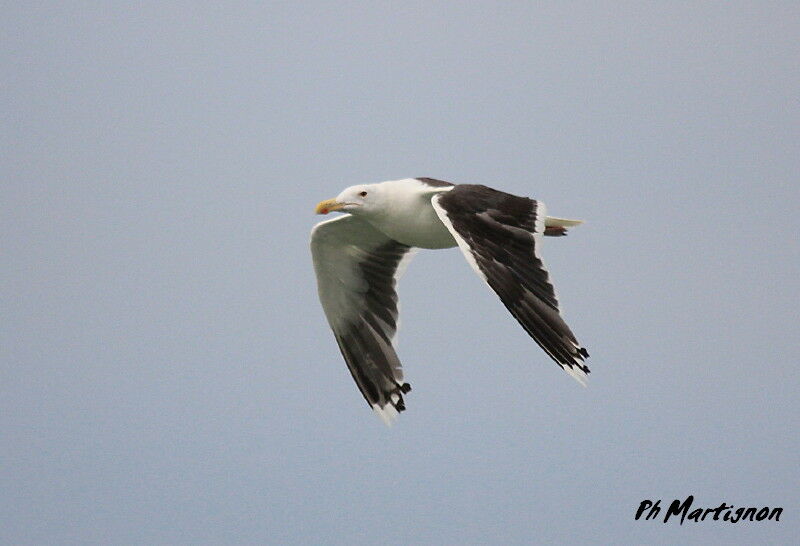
359 191 367 197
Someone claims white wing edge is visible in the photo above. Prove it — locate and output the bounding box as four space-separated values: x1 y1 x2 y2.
430 195 488 284
373 395 400 426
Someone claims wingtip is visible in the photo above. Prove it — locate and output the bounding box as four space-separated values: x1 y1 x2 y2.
372 404 399 426
563 363 590 387
371 384 412 426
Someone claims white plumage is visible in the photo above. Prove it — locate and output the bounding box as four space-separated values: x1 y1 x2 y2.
311 178 589 424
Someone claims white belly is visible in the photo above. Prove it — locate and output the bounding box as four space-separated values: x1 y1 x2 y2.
369 197 457 249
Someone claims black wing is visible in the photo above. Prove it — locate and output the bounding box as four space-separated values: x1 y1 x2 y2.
432 185 590 382
310 215 416 423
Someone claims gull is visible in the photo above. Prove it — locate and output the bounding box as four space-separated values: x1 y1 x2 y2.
311 177 589 423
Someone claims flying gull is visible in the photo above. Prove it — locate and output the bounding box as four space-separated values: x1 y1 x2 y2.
310 177 589 424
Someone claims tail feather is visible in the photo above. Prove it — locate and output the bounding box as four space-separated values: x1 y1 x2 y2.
544 216 583 237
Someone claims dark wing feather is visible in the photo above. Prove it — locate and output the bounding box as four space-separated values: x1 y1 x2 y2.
432 185 590 381
310 215 415 423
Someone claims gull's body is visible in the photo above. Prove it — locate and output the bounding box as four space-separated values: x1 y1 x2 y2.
311 177 589 424
334 178 457 249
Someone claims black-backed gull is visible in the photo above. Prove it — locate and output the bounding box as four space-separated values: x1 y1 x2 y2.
311 177 589 424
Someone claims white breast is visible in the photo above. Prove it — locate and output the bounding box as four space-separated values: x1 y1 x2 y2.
380 198 457 249
365 180 457 249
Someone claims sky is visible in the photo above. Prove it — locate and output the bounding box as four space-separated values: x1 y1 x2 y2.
2 2 799 544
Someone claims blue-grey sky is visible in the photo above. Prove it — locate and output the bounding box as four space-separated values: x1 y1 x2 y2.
3 2 798 544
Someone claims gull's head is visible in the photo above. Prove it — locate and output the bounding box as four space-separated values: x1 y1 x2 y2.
315 184 379 215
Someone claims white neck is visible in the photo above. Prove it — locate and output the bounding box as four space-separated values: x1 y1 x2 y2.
363 179 456 249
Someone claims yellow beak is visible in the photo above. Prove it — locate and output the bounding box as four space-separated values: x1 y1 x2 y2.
315 198 346 214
